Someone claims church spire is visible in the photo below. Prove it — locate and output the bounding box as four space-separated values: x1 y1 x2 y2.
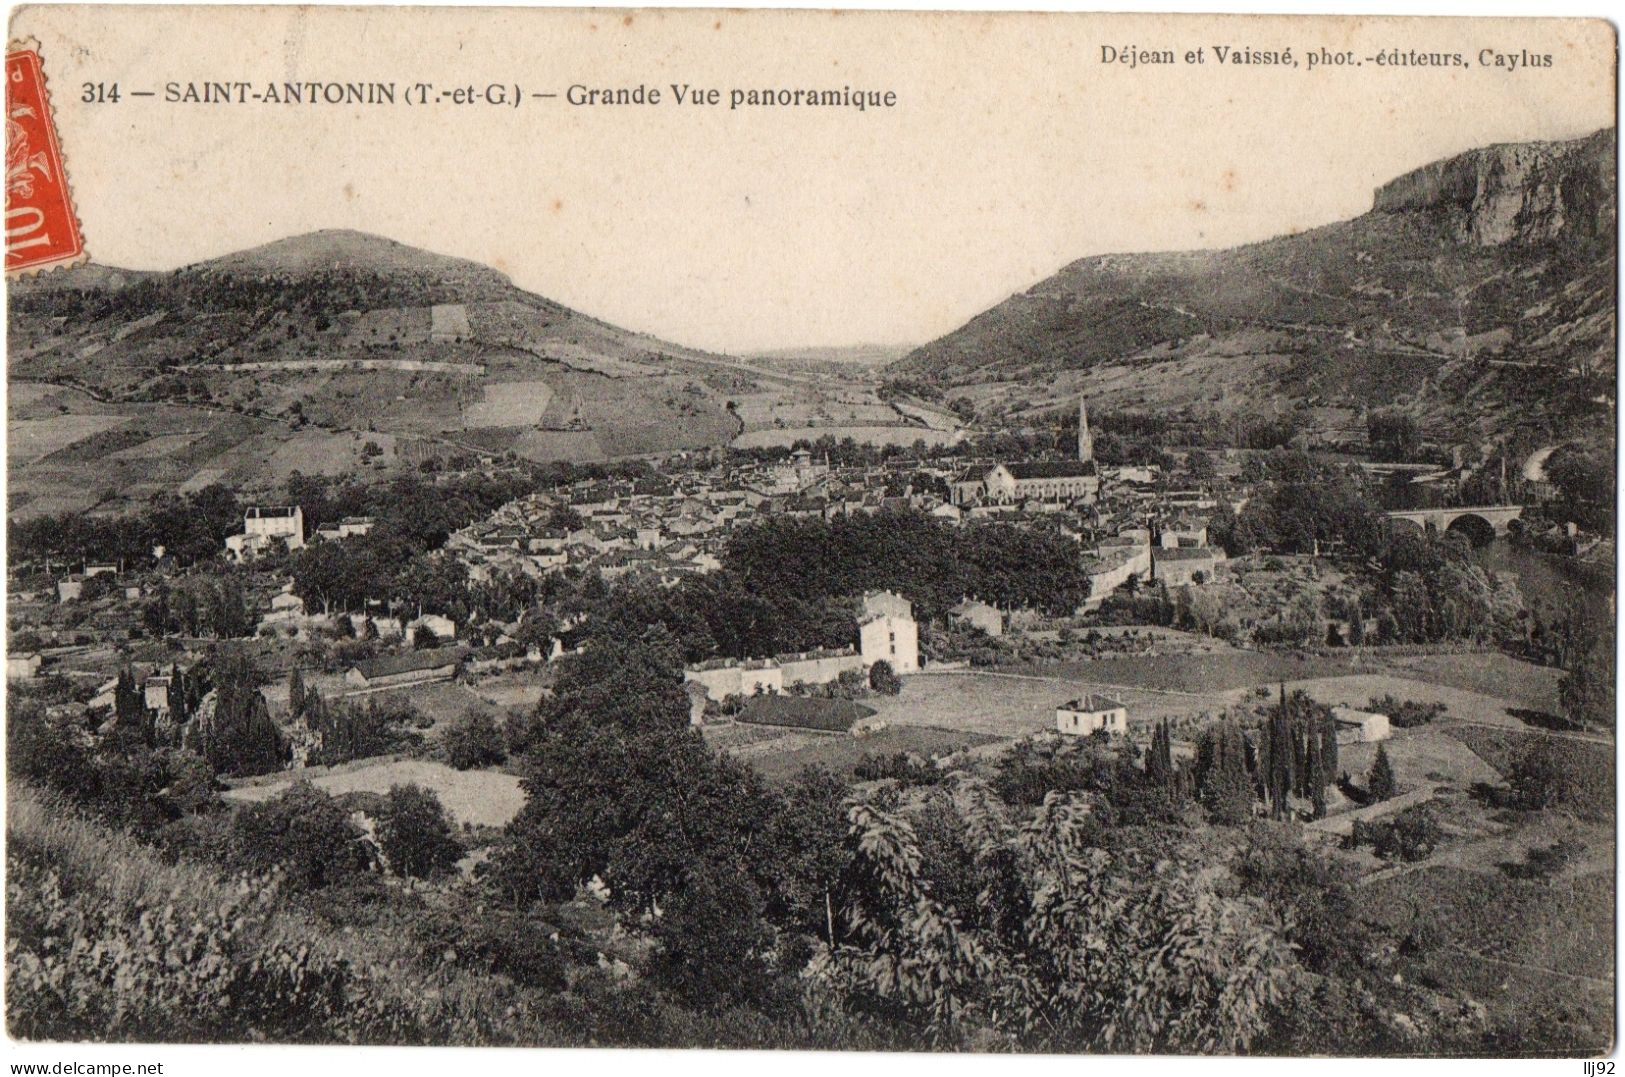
1078 396 1093 463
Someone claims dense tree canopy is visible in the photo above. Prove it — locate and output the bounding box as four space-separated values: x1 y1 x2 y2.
722 510 1091 620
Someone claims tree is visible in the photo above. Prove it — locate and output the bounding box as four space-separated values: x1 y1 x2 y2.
540 626 691 735
441 710 506 770
1144 719 1175 791
228 780 370 889
488 631 780 917
1196 720 1255 826
1545 445 1611 520
811 788 1298 1051
7 698 93 795
762 766 853 944
648 859 775 1012
288 667 309 719
375 783 462 879
868 660 902 695
1232 823 1368 975
1557 609 1615 730
111 667 152 748
1367 745 1396 802
184 647 288 777
1263 685 1295 819
1367 410 1422 462
1507 737 1605 818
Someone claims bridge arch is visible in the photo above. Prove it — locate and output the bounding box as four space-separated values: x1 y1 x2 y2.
1445 512 1496 548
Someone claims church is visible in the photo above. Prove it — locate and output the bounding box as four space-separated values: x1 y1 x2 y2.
949 397 1101 507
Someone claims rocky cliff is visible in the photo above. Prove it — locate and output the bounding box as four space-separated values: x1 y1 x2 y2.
1371 128 1614 247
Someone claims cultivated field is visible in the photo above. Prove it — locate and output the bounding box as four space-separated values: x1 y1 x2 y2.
510 428 605 461
178 467 227 492
1382 652 1563 716
730 392 901 430
348 680 502 735
1285 673 1533 730
469 674 548 711
462 380 554 427
1361 863 1614 1053
1334 727 1503 800
249 429 398 479
868 671 1220 739
430 303 472 342
105 431 205 460
7 414 130 465
223 758 524 829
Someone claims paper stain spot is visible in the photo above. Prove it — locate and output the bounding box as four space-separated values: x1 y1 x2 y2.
1190 200 1207 212
1221 169 1237 192
622 15 633 27
552 198 564 212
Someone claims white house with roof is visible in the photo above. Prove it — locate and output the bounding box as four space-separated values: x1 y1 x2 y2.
1056 694 1129 736
1331 705 1391 744
1152 546 1226 586
314 515 376 542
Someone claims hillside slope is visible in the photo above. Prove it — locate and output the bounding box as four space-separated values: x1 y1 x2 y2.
893 129 1616 449
7 229 753 463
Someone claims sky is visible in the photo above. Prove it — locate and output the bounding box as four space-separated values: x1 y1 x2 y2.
13 7 1616 354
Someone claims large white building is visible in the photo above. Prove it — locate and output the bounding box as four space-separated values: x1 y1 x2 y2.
226 506 306 561
858 590 919 672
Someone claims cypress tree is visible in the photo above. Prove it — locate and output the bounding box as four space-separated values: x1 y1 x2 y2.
1319 707 1340 792
1266 684 1295 819
289 667 308 720
1368 744 1397 802
112 667 152 747
1306 726 1326 819
1200 720 1254 826
1145 719 1175 790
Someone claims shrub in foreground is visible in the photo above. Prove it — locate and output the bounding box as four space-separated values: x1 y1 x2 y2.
375 783 462 879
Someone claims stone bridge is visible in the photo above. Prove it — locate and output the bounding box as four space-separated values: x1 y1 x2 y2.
1385 505 1524 546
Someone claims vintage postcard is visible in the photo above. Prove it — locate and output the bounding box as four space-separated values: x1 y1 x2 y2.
3 5 1617 1060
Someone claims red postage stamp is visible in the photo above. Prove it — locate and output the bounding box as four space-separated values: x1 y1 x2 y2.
6 38 85 276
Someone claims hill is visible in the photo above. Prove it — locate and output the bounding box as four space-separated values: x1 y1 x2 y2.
1 232 749 515
8 228 749 458
7 230 954 517
892 129 1616 453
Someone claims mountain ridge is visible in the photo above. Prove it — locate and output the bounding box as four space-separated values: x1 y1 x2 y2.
890 128 1616 452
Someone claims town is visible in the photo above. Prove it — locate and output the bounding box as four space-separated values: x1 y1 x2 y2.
10 356 1615 1058
5 107 1616 1054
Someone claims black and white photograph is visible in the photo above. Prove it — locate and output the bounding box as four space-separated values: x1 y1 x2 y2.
2 5 1617 1061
